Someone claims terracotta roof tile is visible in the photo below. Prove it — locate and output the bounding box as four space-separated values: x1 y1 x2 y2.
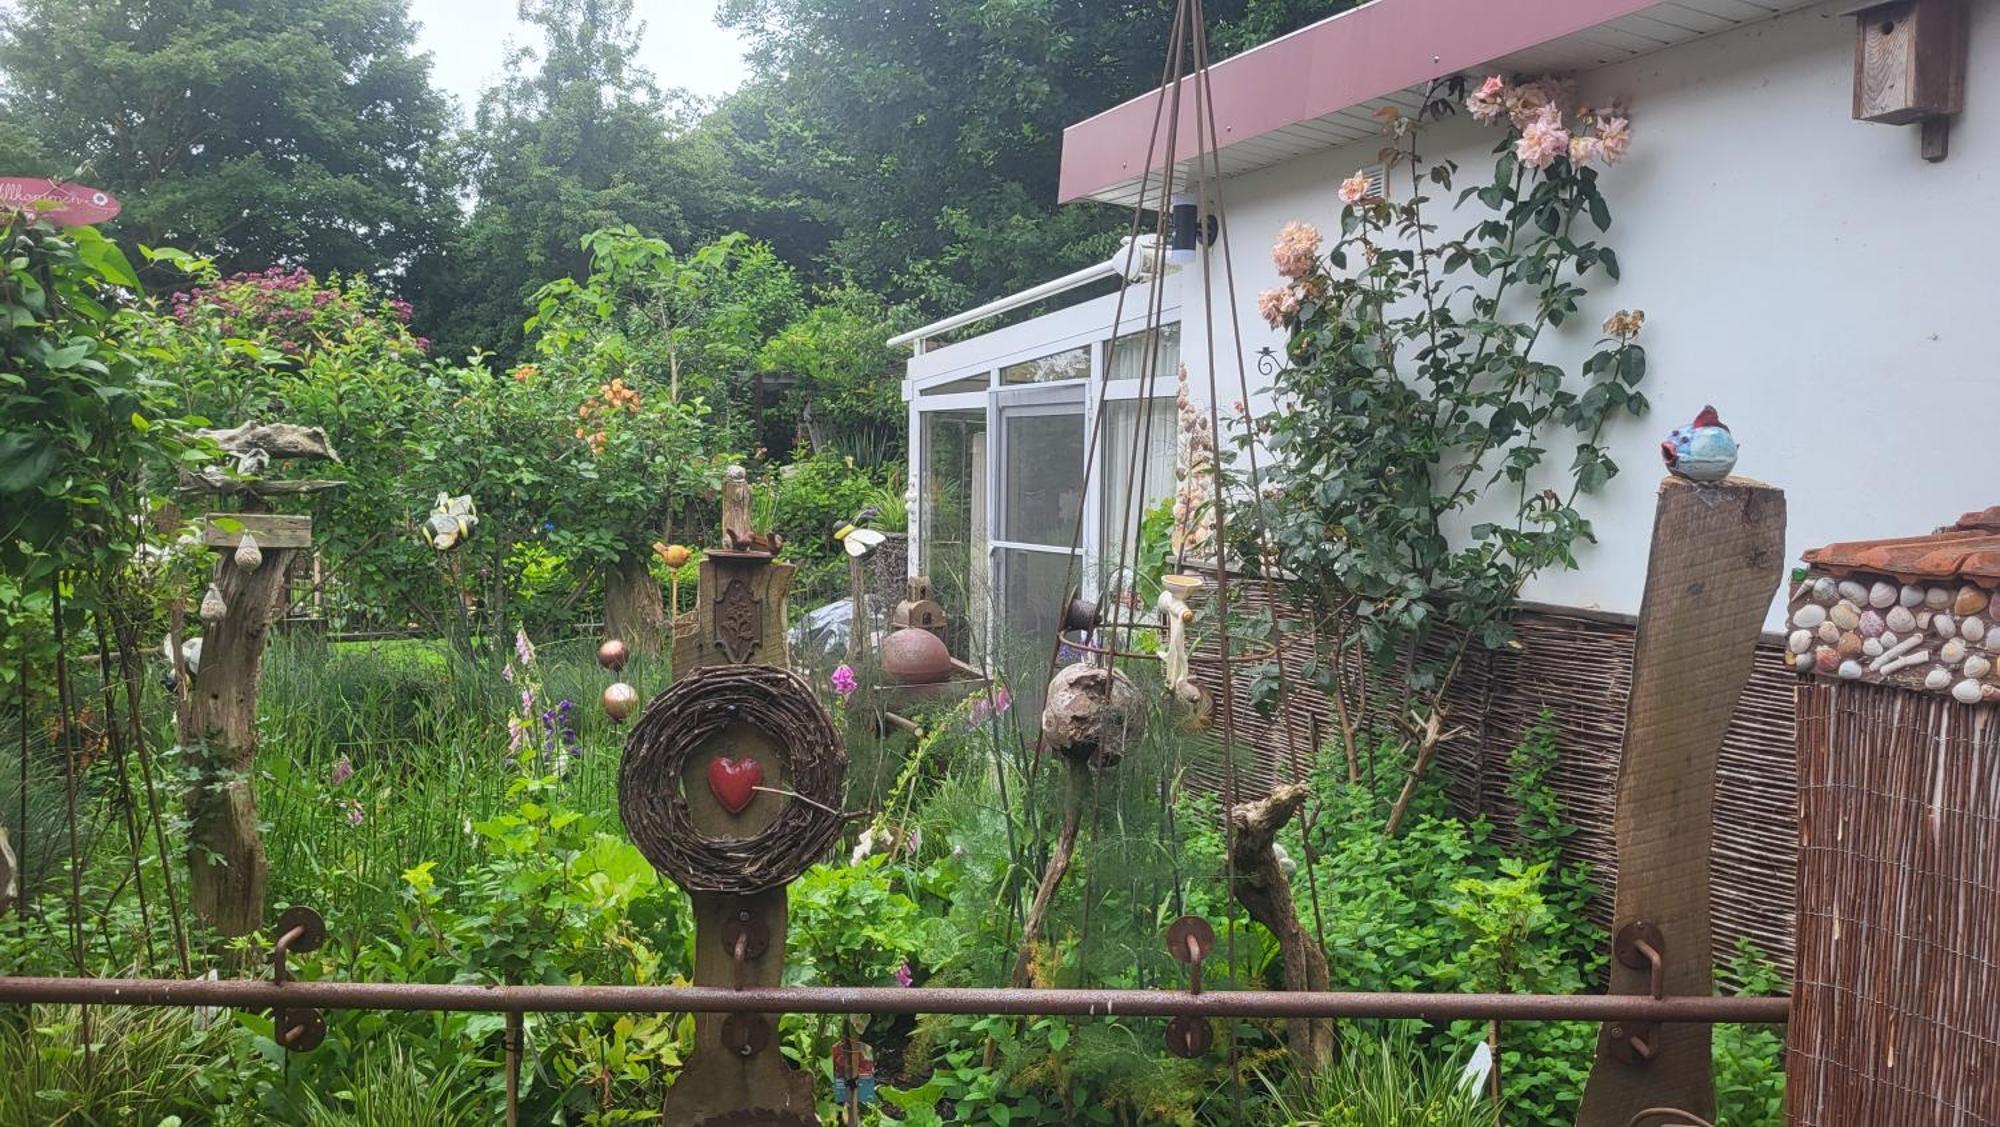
1803 508 2000 587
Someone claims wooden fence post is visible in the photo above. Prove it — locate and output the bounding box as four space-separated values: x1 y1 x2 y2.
1575 476 1785 1126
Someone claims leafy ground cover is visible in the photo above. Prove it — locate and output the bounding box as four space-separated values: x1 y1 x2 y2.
0 632 1784 1124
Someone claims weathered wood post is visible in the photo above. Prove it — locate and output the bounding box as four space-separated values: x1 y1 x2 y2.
1575 476 1785 1126
623 465 838 1126
174 422 341 941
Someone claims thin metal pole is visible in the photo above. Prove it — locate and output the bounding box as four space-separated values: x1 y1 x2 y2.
0 976 1791 1024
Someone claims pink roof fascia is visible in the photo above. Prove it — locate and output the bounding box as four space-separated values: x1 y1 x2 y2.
1058 0 1664 203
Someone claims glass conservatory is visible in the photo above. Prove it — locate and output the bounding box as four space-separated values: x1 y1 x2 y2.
898 268 1181 664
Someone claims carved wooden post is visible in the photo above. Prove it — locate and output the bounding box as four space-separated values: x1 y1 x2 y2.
181 512 312 939
1575 476 1785 1126
624 465 835 1126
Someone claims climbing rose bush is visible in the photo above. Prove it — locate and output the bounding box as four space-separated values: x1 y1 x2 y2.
1247 76 1650 796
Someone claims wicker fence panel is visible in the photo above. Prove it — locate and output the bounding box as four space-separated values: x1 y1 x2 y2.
1190 581 1799 978
1789 682 2000 1125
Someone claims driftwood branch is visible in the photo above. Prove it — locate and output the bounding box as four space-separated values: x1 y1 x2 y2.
1010 758 1090 988
198 422 342 465
1230 782 1336 1074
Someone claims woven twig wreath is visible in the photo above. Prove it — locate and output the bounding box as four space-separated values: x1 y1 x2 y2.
619 663 846 893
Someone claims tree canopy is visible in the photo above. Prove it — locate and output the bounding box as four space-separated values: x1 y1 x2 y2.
0 0 460 285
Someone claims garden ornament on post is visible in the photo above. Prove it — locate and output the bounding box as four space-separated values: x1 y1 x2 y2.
1658 406 1737 483
421 492 479 551
621 467 841 1126
175 421 341 942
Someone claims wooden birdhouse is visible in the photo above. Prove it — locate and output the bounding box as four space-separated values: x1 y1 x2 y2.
1847 0 1968 156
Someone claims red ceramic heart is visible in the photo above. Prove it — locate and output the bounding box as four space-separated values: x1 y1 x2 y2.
707 756 763 815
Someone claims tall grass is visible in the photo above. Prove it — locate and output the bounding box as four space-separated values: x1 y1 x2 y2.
1257 1023 1491 1127
254 632 662 940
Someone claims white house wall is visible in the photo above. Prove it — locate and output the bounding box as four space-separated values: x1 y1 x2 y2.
1177 0 1999 628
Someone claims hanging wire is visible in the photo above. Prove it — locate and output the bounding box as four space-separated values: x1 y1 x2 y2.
1180 0 1333 965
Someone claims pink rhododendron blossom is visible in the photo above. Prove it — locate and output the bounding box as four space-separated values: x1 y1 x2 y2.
1270 221 1321 279
1515 105 1570 170
1257 287 1302 329
1338 170 1373 205
1467 75 1508 123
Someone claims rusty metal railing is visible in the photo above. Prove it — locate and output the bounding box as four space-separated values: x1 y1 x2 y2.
0 975 1789 1024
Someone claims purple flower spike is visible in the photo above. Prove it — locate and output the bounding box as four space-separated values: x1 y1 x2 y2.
831 665 857 700
894 962 914 988
330 755 353 786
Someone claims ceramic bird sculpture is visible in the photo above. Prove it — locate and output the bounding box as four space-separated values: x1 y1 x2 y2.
834 506 886 558
1660 405 1737 483
422 493 479 551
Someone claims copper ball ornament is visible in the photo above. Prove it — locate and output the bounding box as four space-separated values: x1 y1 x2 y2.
597 638 630 672
880 626 953 684
602 682 639 723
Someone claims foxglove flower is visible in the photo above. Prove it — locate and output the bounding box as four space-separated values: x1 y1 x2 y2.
831 664 858 700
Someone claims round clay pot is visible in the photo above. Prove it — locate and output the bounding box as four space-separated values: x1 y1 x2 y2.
880 627 953 684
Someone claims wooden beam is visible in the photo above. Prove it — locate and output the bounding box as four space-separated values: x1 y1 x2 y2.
199 513 313 550
1575 477 1786 1126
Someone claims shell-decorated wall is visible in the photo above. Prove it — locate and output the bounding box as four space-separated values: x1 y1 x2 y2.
1786 574 1999 703
1791 507 2000 704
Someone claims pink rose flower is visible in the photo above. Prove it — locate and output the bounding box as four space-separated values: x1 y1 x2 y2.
1569 135 1601 166
1270 221 1321 280
1257 287 1302 329
1338 170 1373 205
1467 75 1508 124
1594 113 1631 165
1515 105 1569 171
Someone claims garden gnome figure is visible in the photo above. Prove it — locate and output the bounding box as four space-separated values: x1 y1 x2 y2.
1660 405 1737 482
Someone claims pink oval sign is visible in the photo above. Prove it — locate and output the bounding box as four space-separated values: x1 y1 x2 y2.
0 178 122 226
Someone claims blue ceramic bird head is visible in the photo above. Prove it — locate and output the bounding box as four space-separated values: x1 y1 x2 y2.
1661 405 1737 483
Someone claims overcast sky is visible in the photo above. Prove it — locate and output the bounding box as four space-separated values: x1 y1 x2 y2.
407 0 752 120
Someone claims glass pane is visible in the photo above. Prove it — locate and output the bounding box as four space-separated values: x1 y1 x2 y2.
1001 409 1084 545
919 374 989 396
921 410 987 657
1000 345 1090 385
1105 323 1181 385
1098 397 1177 580
996 547 1078 669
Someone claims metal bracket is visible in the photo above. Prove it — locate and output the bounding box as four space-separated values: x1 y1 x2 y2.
275 1007 326 1052
268 906 328 1053
1163 915 1215 1057
1603 1019 1658 1064
1614 919 1667 1000
720 1013 772 1058
269 905 326 986
1164 1014 1213 1059
723 908 771 991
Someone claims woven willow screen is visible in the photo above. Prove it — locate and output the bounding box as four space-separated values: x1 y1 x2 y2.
1189 583 1799 979
1789 681 2000 1124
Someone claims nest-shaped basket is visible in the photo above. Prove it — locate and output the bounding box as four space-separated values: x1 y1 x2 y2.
619 663 846 893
